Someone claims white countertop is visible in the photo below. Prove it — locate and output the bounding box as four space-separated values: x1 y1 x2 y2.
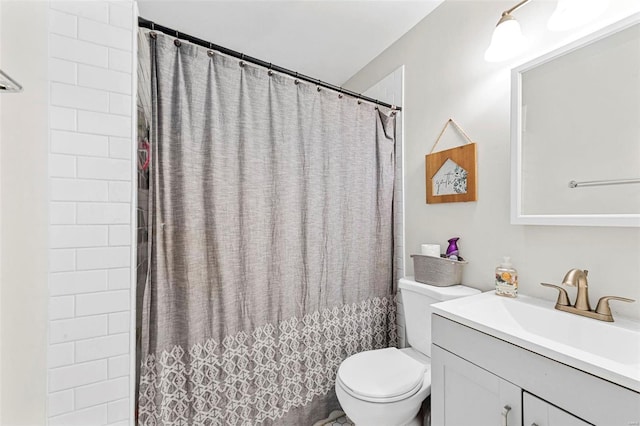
432 291 640 392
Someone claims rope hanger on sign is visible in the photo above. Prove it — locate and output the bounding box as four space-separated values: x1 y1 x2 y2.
429 118 475 154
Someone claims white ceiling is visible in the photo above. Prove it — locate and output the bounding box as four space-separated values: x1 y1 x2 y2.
137 1 444 85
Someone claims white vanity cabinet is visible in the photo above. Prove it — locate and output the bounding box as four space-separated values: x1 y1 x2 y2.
431 314 640 426
431 345 521 426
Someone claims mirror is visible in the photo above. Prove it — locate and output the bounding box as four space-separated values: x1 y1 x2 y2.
511 14 640 227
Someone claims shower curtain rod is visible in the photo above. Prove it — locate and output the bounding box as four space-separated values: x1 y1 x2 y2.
138 17 402 112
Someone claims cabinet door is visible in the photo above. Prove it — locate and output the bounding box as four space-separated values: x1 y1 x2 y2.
523 392 592 426
432 345 522 426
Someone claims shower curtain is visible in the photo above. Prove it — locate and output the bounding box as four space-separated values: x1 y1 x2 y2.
138 30 397 425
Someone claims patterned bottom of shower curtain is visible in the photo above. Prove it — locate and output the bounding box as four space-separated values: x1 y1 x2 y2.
138 296 397 426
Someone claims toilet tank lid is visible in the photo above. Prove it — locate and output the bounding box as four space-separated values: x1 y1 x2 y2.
398 277 481 301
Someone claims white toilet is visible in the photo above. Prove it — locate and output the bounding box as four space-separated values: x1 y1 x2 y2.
335 277 480 426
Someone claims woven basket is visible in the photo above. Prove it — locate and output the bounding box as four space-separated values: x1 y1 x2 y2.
411 254 467 287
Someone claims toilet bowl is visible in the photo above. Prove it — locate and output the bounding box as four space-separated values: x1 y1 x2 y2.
335 278 480 425
335 347 430 426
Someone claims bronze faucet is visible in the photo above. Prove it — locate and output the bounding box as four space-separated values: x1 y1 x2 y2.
541 268 635 322
562 269 591 311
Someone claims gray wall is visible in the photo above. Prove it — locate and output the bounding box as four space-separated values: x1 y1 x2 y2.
345 0 640 320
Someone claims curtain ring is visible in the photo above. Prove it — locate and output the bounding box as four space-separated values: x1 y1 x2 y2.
268 63 273 76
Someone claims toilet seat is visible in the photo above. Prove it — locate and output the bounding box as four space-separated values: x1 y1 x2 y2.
337 347 426 403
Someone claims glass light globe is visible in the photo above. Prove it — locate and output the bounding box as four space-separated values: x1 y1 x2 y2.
485 16 529 62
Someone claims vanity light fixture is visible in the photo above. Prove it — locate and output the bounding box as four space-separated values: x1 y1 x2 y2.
485 0 610 62
0 69 22 93
484 0 532 62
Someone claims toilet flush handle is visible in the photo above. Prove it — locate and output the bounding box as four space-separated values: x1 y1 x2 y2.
501 405 511 426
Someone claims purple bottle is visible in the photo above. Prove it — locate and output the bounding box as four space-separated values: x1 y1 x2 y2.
446 237 460 260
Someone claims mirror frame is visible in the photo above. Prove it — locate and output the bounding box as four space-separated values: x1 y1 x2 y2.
510 13 640 227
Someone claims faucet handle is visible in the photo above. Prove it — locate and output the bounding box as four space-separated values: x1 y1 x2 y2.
541 283 571 307
594 296 635 318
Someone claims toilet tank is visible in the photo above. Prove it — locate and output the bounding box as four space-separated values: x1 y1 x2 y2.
398 277 480 357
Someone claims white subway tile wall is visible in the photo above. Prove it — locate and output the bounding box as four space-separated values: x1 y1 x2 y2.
108 312 131 334
107 398 130 423
108 355 130 379
76 202 131 224
49 296 76 320
49 315 108 345
50 249 78 273
52 82 110 111
49 342 76 369
49 359 108 392
48 389 75 417
49 405 108 426
47 1 135 424
50 60 79 85
50 154 78 178
108 181 132 202
51 178 110 202
51 130 110 157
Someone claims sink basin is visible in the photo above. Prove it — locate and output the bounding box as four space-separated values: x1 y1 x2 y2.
432 291 640 392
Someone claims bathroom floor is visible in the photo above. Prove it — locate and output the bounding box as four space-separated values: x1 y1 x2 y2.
313 411 354 426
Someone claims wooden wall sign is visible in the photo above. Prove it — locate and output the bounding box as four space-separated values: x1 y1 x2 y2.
426 119 478 204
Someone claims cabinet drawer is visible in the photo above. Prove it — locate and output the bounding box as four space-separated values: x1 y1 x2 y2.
523 392 592 426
